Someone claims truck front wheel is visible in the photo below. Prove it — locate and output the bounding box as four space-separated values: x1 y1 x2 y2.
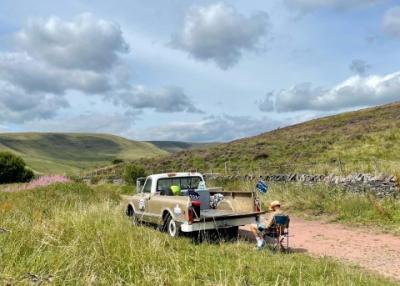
166 215 180 237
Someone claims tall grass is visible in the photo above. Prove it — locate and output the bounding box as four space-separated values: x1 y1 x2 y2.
0 183 397 285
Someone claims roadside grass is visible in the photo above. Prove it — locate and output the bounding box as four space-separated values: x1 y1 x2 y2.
0 183 398 285
219 180 400 234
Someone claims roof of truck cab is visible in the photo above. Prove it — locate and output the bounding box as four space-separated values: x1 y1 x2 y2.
147 172 204 180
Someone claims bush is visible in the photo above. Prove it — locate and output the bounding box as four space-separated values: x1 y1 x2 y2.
0 151 34 184
123 164 146 185
111 158 124 164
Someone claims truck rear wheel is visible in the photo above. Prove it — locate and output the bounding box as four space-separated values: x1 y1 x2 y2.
166 215 180 237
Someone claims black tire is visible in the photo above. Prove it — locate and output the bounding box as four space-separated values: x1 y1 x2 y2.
165 215 180 237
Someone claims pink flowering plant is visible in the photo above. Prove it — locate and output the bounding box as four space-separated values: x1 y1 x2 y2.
25 175 71 190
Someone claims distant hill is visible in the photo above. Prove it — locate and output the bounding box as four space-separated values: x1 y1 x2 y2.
133 102 400 175
0 133 167 175
147 141 218 153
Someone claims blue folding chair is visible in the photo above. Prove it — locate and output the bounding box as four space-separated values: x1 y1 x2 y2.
264 215 290 252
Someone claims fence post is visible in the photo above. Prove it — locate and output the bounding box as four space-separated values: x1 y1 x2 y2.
338 159 343 175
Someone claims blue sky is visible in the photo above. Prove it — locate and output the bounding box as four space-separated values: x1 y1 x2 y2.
0 0 399 141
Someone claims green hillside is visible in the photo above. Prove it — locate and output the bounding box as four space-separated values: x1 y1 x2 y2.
0 133 167 175
148 141 218 153
134 102 400 175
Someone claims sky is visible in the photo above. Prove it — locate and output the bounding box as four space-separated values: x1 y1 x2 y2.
0 0 399 142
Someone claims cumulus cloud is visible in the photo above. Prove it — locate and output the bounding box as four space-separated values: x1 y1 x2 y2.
0 52 110 94
285 0 383 12
260 71 400 112
383 6 400 37
171 3 269 69
349 59 371 75
0 14 198 125
135 115 280 142
15 14 129 71
116 85 203 113
0 81 69 123
0 14 128 123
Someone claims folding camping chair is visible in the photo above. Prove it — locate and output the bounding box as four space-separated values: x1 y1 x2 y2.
264 215 290 252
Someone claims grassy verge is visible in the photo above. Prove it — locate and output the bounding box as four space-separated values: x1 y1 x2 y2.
0 183 398 285
219 180 400 234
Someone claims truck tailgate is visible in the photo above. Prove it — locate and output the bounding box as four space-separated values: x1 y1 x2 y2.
197 209 266 221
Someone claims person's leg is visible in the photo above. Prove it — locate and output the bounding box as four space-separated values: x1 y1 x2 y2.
250 224 258 237
251 223 265 249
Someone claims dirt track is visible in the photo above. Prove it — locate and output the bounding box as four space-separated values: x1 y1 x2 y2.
241 217 400 281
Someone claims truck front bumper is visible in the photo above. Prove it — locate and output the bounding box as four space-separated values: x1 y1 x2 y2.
180 216 257 232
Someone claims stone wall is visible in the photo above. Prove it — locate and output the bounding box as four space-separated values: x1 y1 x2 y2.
204 173 399 198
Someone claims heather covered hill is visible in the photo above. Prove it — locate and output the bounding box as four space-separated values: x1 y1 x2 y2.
134 102 400 174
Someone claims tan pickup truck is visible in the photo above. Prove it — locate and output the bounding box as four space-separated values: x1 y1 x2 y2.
123 172 264 239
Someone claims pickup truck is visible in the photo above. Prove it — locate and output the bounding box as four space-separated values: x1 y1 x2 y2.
123 172 264 239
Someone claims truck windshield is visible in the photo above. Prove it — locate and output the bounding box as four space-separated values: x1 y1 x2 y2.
157 176 203 192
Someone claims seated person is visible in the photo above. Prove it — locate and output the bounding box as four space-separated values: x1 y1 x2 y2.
250 200 284 249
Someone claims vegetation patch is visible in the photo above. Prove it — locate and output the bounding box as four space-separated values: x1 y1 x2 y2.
0 151 34 184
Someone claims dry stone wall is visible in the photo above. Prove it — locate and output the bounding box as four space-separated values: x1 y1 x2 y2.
204 173 399 198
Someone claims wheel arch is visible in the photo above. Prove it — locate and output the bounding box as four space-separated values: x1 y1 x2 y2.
126 203 136 217
162 208 174 222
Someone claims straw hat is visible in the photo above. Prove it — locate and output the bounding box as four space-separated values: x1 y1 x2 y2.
269 200 281 210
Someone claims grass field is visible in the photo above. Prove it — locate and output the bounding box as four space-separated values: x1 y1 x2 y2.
0 133 167 175
129 102 400 175
0 182 398 285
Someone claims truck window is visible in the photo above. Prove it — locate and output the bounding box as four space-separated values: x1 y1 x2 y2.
143 178 152 193
157 176 203 192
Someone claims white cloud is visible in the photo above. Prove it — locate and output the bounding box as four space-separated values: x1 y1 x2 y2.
0 14 199 125
383 6 400 37
171 3 269 69
0 14 127 123
260 71 400 112
115 85 203 113
0 81 69 123
15 14 129 71
285 0 384 12
0 52 110 94
134 115 280 142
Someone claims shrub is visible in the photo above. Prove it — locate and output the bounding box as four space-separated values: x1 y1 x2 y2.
0 151 34 184
111 158 124 164
123 164 146 185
